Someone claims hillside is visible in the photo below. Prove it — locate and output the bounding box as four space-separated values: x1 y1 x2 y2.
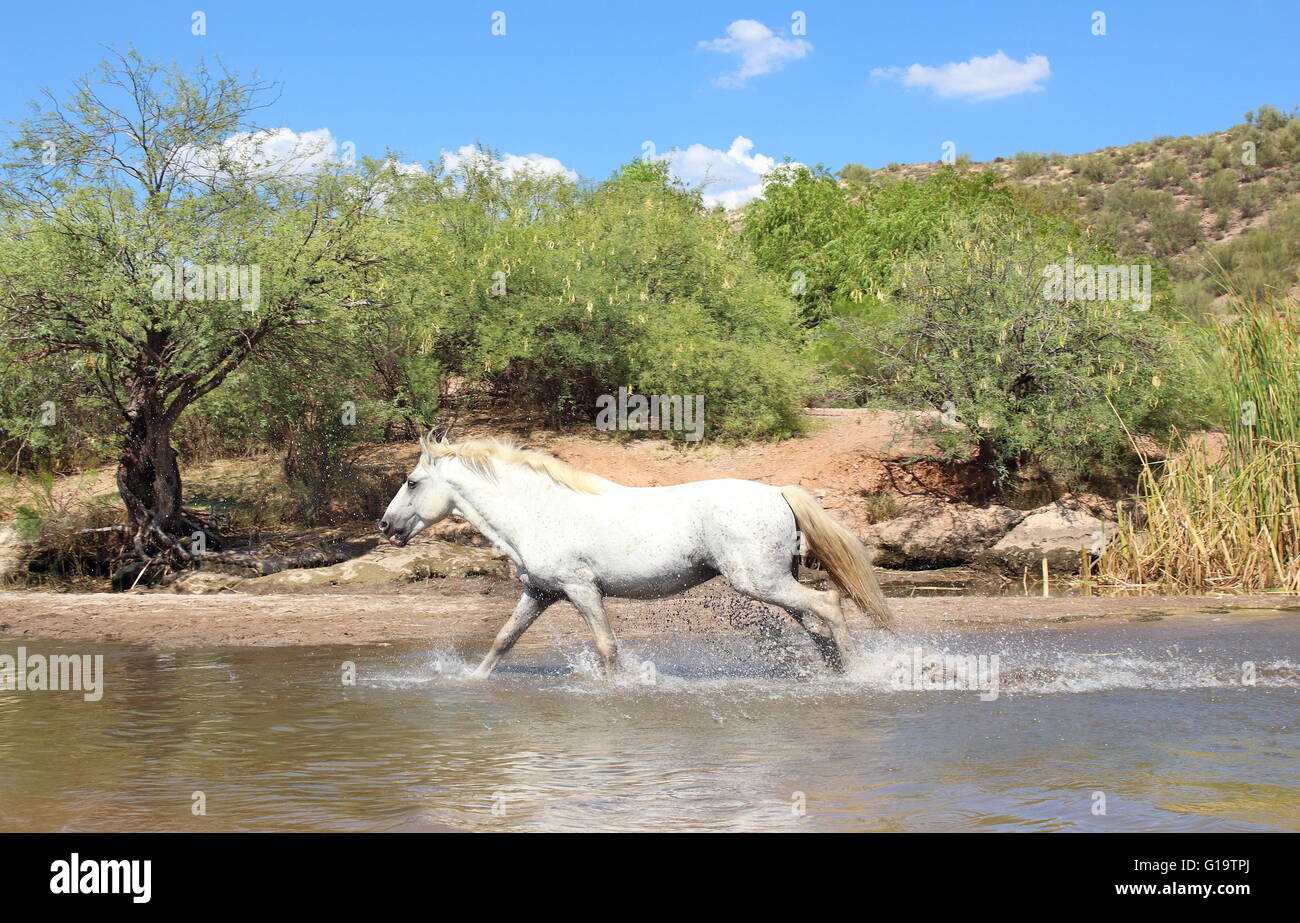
840 105 1300 309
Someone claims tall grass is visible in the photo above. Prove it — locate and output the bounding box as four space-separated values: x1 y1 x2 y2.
1098 295 1300 593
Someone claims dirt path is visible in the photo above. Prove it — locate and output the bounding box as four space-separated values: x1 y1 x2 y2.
1 580 1292 650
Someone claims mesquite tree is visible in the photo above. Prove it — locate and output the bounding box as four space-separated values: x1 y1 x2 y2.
0 51 385 563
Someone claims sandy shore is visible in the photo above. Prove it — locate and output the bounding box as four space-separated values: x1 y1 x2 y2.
0 577 1294 650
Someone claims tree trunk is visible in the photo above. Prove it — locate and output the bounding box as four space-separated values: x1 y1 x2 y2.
116 397 186 559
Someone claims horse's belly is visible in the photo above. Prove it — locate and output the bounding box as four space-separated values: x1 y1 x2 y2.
597 561 718 600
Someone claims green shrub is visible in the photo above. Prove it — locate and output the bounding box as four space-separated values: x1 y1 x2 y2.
742 165 1024 322
0 349 114 474
1201 168 1240 211
1146 155 1188 188
1238 185 1265 219
1199 197 1300 299
1012 151 1049 177
386 157 813 440
835 213 1207 487
1078 154 1118 184
838 163 873 184
1147 202 1203 258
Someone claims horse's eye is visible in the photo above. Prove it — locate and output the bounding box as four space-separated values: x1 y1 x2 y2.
406 479 417 490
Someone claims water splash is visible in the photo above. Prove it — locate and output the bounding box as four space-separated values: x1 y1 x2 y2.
368 625 1300 699
365 647 476 686
849 631 1300 696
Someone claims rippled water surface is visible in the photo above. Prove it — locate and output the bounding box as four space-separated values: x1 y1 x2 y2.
1 610 1296 831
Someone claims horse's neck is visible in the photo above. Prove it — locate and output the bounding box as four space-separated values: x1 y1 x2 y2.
445 462 555 567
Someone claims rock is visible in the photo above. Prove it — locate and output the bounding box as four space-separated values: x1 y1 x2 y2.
426 519 493 547
199 546 359 578
0 524 35 582
980 504 1118 572
239 540 512 589
157 541 512 594
864 503 1027 568
169 571 246 594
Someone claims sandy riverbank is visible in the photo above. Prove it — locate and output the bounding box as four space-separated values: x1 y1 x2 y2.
0 577 1293 650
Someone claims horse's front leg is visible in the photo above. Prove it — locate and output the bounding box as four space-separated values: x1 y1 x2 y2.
564 583 621 678
472 587 556 678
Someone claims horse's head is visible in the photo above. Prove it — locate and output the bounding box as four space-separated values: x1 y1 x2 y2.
378 433 455 546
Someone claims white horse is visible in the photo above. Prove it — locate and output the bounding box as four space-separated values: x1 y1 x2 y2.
379 435 895 678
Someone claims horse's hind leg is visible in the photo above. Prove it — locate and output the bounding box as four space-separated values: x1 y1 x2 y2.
472 587 557 678
793 589 853 671
728 573 853 673
563 583 621 678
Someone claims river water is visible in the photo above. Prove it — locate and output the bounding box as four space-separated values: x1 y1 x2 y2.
1 609 1296 831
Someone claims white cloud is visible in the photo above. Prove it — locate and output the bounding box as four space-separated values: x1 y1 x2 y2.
224 127 340 173
386 159 427 176
698 19 812 88
178 127 349 180
658 136 799 209
871 51 1050 101
439 145 578 182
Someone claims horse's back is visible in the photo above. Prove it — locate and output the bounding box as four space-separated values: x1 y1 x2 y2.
602 478 797 568
535 478 794 599
603 478 791 531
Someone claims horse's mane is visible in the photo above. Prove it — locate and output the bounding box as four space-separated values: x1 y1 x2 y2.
421 436 618 494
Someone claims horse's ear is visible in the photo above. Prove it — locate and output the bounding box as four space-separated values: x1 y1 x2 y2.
418 432 434 467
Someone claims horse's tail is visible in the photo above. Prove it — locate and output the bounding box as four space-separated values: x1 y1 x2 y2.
780 486 896 633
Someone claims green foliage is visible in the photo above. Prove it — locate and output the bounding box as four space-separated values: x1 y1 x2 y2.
382 155 811 439
2 471 127 579
1147 201 1204 258
1245 105 1293 132
1193 197 1300 300
1090 183 1201 258
1074 153 1118 184
859 490 898 524
969 107 1300 290
738 164 1210 488
0 348 114 472
1101 292 1300 594
1145 154 1189 189
1201 168 1240 212
741 164 1024 321
185 333 405 522
0 50 387 544
833 213 1207 487
1011 151 1049 178
837 163 872 184
1238 184 1265 218
7 471 57 541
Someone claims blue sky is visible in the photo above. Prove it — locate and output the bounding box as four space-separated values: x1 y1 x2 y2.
2 1 1297 205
